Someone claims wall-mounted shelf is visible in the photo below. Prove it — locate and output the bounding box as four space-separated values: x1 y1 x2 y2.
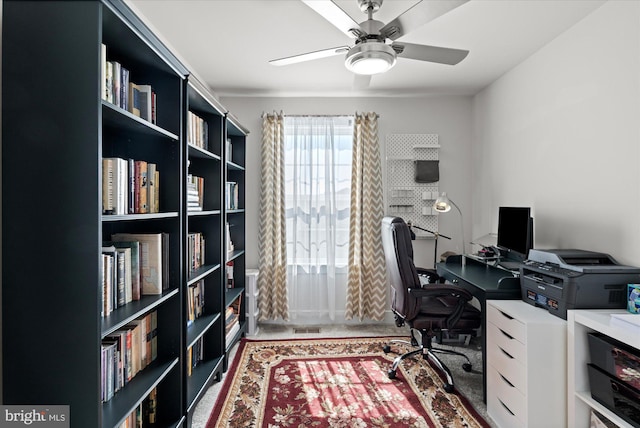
386 134 440 235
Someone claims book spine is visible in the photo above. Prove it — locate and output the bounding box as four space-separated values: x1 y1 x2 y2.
154 170 160 213
121 67 129 111
102 158 114 214
147 163 156 214
106 61 113 104
112 61 121 107
116 250 126 307
128 159 135 214
138 160 148 214
101 44 108 101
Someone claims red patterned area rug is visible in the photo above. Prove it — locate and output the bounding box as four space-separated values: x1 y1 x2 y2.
206 336 490 428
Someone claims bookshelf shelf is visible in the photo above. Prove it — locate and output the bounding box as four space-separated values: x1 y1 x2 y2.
226 161 245 171
187 313 222 347
225 287 245 307
2 1 249 427
227 249 246 262
187 264 222 285
188 209 223 217
102 212 180 222
102 102 180 140
189 144 222 161
101 289 180 336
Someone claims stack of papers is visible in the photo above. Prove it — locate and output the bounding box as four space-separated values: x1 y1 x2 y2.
610 313 640 330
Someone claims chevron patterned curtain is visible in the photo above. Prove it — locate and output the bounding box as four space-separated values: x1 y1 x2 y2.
345 112 386 321
258 112 289 321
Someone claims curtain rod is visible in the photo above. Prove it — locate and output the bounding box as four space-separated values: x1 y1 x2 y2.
285 114 354 117
261 112 379 118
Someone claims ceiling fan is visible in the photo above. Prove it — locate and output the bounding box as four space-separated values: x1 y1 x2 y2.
269 0 470 84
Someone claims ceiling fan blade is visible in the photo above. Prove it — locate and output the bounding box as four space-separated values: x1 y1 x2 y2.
393 42 469 65
269 46 350 66
301 0 363 38
353 74 371 89
380 0 469 40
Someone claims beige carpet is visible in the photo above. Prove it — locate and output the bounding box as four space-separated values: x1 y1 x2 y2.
191 324 497 428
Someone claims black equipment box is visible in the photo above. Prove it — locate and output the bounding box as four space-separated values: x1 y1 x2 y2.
588 333 640 391
588 364 640 427
520 249 640 319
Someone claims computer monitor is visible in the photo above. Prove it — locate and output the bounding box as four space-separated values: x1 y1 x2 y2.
496 206 534 259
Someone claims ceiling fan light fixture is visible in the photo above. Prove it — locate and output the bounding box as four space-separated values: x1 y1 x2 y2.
345 42 396 75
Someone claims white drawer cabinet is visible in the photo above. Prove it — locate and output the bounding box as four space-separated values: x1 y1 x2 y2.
246 269 260 336
486 300 566 428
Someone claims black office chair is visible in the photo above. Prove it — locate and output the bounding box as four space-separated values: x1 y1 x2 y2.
381 216 481 392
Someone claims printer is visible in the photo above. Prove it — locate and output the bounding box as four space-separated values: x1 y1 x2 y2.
520 249 640 319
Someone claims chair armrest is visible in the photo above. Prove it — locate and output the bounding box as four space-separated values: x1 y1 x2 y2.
408 285 474 302
408 284 476 329
415 267 441 284
416 267 437 276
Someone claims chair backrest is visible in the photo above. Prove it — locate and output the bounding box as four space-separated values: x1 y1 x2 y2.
381 217 421 321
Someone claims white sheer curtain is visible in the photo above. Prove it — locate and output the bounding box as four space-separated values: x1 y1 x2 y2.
284 116 353 322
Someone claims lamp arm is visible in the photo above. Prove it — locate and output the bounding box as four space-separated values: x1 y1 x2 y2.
449 199 466 254
411 224 451 240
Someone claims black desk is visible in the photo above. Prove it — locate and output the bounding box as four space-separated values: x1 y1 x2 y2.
436 255 521 402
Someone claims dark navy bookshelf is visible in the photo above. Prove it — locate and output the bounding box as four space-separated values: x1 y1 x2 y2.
2 1 248 427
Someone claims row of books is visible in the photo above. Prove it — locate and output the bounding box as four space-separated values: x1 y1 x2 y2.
102 158 160 215
187 232 206 275
186 280 205 327
101 233 169 317
225 296 241 344
186 337 204 377
188 111 209 150
102 44 156 124
225 181 239 210
101 311 158 403
116 388 157 428
187 174 205 212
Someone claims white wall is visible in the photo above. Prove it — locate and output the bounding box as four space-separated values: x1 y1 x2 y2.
472 1 640 265
220 96 473 270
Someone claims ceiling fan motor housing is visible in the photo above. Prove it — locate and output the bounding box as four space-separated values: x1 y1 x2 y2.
345 40 396 75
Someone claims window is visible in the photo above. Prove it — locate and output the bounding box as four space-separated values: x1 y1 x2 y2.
284 116 353 269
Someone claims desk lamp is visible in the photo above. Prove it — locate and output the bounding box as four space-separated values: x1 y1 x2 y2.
434 192 466 255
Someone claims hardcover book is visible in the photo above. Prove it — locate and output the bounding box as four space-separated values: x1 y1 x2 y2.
137 84 153 122
104 241 141 301
128 82 141 117
111 233 164 295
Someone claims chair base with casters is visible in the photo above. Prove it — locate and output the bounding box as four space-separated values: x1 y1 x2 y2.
383 325 475 393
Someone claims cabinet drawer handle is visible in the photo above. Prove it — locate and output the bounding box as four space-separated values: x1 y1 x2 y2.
499 310 514 320
498 399 515 416
500 373 515 388
499 328 514 340
499 346 514 359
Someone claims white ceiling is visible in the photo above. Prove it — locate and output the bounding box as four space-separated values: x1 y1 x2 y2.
127 0 606 98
